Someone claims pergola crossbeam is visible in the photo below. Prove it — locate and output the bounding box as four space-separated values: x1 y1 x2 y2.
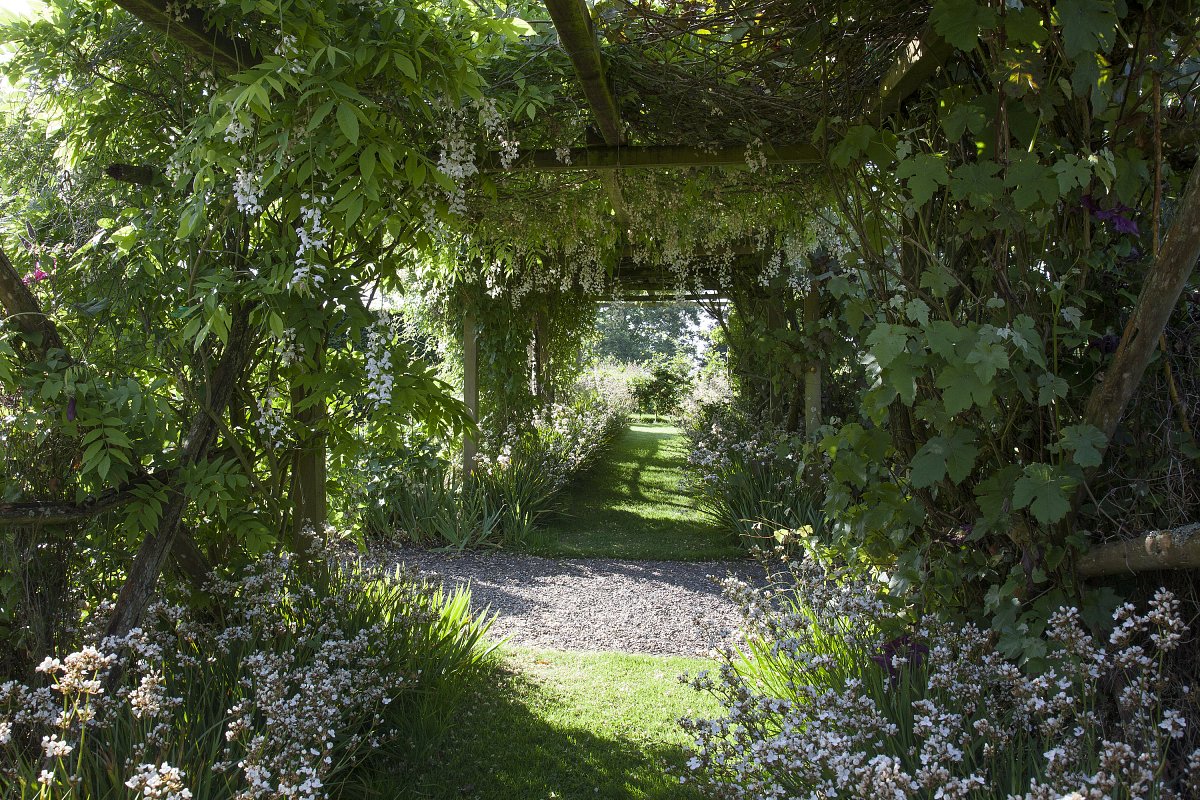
544 0 631 232
479 143 821 173
112 0 253 73
874 26 953 119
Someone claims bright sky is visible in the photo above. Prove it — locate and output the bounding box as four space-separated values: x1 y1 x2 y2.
0 0 44 22
0 0 43 21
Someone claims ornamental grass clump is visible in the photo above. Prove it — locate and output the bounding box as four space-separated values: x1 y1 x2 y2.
0 553 495 799
473 394 627 542
682 405 822 544
682 561 1199 799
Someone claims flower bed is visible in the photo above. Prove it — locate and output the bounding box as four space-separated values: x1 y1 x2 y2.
682 560 1200 799
0 554 494 799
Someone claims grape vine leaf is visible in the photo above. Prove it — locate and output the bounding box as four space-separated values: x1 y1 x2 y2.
1012 464 1074 524
1055 424 1107 467
911 428 979 488
1056 0 1117 59
931 0 996 51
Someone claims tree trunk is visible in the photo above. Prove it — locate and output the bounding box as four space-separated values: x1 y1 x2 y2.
289 366 327 553
104 301 257 639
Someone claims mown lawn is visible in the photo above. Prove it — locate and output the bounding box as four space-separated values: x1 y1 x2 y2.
523 423 744 561
409 647 719 800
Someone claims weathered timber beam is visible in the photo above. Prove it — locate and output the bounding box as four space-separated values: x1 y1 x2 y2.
874 26 953 120
544 0 631 232
105 299 258 639
545 0 623 145
106 163 160 186
1083 163 1200 455
479 143 821 173
0 469 179 528
1078 524 1200 577
111 0 253 73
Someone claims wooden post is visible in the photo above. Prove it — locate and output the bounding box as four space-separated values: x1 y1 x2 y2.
803 283 822 437
533 308 552 402
463 311 478 475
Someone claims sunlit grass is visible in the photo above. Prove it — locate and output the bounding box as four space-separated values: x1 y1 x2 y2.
408 646 719 799
524 423 744 561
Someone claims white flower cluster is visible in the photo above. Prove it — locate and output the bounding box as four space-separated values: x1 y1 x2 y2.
277 326 303 367
273 32 306 75
290 194 329 295
224 117 253 146
435 110 478 217
1 553 462 800
364 314 394 408
744 138 767 173
234 167 264 215
478 97 519 169
683 564 1200 799
125 762 193 800
554 145 572 165
254 385 287 446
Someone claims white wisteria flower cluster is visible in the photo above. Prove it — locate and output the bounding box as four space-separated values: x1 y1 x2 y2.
682 561 1200 799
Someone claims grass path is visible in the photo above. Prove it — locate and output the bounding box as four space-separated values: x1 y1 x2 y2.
412 647 718 800
405 424 740 797
525 422 743 561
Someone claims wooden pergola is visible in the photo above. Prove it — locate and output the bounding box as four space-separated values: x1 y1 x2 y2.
82 0 1200 576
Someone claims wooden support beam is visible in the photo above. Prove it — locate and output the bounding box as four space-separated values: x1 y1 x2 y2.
874 27 953 120
478 143 822 173
111 0 253 73
544 0 631 233
544 0 623 146
803 283 822 436
462 311 479 476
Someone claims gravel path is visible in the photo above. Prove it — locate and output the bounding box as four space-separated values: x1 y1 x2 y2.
372 545 762 657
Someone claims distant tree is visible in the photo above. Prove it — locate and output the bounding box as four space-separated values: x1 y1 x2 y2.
593 302 701 363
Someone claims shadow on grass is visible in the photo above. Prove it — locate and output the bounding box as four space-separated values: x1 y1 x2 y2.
399 662 708 800
529 506 741 561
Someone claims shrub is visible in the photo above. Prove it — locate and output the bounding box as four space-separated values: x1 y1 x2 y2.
682 560 1200 799
0 552 496 799
630 356 692 420
475 395 627 540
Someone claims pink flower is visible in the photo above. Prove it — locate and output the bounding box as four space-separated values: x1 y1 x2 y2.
22 268 50 285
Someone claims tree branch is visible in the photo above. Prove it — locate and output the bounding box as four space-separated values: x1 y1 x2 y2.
1083 163 1200 453
1079 524 1200 577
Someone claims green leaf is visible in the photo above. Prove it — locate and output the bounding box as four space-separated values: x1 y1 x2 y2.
866 323 910 369
1055 0 1117 59
1056 424 1107 467
910 428 979 488
966 339 1009 383
931 0 996 51
831 125 875 168
1053 155 1091 194
936 364 991 415
359 146 376 184
920 265 955 298
393 52 418 80
904 298 931 326
975 465 1022 524
1012 464 1075 524
895 153 948 206
1037 373 1068 405
336 102 360 146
